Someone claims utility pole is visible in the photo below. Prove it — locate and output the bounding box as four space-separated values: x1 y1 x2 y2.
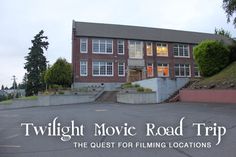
12 75 17 99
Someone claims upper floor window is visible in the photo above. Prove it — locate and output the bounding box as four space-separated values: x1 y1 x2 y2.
157 63 169 77
92 39 113 54
174 64 191 77
128 41 143 59
146 42 153 56
92 61 113 76
156 43 168 56
80 38 87 53
80 61 87 76
147 63 154 77
118 62 125 76
173 44 190 57
117 40 125 55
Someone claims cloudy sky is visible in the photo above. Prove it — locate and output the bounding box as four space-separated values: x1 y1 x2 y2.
0 0 235 87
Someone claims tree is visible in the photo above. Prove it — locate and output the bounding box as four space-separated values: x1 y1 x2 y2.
18 73 27 89
44 58 72 88
223 0 236 27
193 40 230 77
24 30 49 96
1 85 4 90
214 28 232 38
10 81 17 90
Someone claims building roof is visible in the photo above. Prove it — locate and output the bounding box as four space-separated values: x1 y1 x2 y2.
73 21 233 44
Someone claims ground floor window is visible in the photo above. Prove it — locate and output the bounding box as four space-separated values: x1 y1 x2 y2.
157 63 169 77
147 63 154 77
118 62 125 76
92 61 113 76
174 64 191 77
194 64 201 77
80 61 87 76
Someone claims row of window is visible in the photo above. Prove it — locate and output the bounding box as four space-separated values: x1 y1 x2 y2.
80 61 200 77
80 38 191 57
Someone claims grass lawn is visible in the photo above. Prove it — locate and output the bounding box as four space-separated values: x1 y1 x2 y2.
193 61 236 88
18 96 38 100
0 99 12 104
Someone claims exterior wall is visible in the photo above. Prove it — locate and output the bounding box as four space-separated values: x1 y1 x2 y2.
134 78 189 103
180 89 236 104
117 92 157 104
72 27 198 89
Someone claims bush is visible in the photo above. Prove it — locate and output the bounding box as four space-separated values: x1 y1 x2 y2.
228 41 236 63
193 40 230 77
144 88 152 92
137 87 144 92
134 84 140 88
121 82 134 89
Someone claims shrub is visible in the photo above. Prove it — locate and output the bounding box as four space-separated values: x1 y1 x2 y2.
144 88 152 92
193 40 230 77
121 82 134 89
137 87 144 92
228 41 236 63
134 84 140 88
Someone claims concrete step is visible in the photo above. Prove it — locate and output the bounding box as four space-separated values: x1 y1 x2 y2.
96 91 118 102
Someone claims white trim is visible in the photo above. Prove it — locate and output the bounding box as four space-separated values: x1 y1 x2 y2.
117 40 125 55
128 40 143 59
80 61 88 76
156 43 168 57
80 38 88 53
147 63 154 77
118 62 125 76
92 61 114 76
157 63 169 77
146 42 153 56
174 64 191 77
92 39 113 54
173 44 190 58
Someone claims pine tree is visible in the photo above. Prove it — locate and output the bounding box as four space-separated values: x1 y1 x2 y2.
24 30 49 96
1 85 4 90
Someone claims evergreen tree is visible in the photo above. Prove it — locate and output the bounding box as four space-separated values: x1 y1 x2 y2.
214 28 232 38
24 30 49 96
223 0 236 27
1 85 4 90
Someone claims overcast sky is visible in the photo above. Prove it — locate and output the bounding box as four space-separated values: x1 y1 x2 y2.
0 0 235 87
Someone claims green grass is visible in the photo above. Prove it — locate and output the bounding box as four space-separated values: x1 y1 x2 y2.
196 61 236 86
0 99 12 104
17 96 38 100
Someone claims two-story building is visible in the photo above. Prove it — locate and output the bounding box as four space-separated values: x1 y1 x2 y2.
72 21 231 90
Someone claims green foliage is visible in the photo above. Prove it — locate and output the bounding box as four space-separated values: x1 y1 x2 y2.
144 88 152 92
193 40 230 77
1 85 4 90
24 30 49 96
121 82 133 89
214 28 232 38
228 41 236 63
223 0 236 27
137 87 144 92
134 84 140 88
44 58 72 88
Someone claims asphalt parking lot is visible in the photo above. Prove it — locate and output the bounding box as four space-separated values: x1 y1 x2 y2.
0 102 235 157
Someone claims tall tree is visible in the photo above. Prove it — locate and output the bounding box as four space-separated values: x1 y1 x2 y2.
24 30 49 96
214 28 232 38
223 0 236 27
1 85 4 90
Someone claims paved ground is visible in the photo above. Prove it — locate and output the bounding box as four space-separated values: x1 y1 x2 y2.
0 102 235 157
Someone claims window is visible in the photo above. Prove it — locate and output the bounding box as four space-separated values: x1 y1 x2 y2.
128 41 143 59
117 40 124 55
118 62 125 76
92 39 113 54
92 61 113 76
174 64 191 77
147 63 154 77
146 42 153 56
80 38 87 53
173 44 190 57
156 43 168 56
194 64 200 77
80 61 87 76
157 63 169 77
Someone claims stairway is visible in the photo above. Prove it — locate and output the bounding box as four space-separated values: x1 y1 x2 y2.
96 91 118 102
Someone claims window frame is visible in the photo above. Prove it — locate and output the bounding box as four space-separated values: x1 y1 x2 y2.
157 63 169 77
146 42 153 56
156 43 168 57
174 64 191 77
173 44 190 58
117 40 125 55
194 64 201 77
128 40 143 59
92 61 114 76
92 39 113 54
147 63 154 77
80 38 88 53
118 62 125 76
80 61 88 76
